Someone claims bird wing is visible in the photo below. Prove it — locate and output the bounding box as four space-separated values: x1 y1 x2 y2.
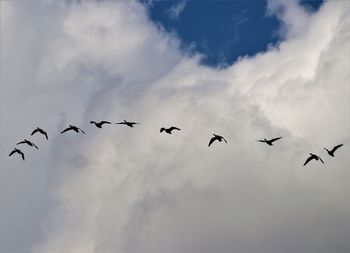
20 151 25 161
208 137 216 147
270 137 282 143
257 140 266 143
43 131 48 140
223 137 228 143
116 122 125 125
31 129 39 136
331 144 343 153
170 127 180 131
101 121 111 125
303 156 313 166
61 127 72 134
9 150 17 156
78 128 86 134
16 140 26 145
32 142 39 149
318 156 324 164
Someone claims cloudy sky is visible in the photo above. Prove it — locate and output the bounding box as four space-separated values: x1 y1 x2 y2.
1 0 349 253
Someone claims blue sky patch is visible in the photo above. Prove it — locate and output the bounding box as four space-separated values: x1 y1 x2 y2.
142 0 323 67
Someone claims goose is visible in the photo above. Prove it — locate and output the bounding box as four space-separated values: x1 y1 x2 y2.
9 148 25 161
115 120 140 128
324 144 343 157
16 139 38 149
61 125 85 134
257 137 282 146
303 153 324 166
90 121 111 128
208 134 227 147
160 126 180 134
31 127 48 140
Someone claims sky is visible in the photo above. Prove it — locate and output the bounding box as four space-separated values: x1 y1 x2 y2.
0 1 349 253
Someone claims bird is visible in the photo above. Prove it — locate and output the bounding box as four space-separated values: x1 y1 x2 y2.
9 148 25 161
257 137 282 146
303 153 324 166
90 121 111 128
16 139 39 149
208 134 227 147
31 127 48 140
115 120 140 128
324 144 343 157
160 126 180 134
61 125 86 134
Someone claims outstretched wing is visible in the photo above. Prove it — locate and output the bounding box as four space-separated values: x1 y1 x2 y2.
16 140 26 145
222 137 228 144
61 127 71 134
208 137 216 147
169 127 180 131
9 149 17 156
32 142 39 149
318 156 324 164
331 144 343 153
116 122 125 125
31 128 39 136
78 128 86 134
42 131 48 140
270 137 282 143
257 139 265 143
20 151 25 161
101 121 111 125
303 156 313 166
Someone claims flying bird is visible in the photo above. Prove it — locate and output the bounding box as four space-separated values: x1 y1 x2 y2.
160 126 181 134
16 139 39 149
115 120 140 128
9 148 25 161
303 153 324 166
208 134 227 147
90 121 111 128
257 137 282 146
31 127 48 140
61 125 86 134
324 144 343 157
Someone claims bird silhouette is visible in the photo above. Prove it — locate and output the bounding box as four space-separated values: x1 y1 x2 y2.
257 137 282 146
31 127 48 140
9 148 25 161
90 121 111 128
16 139 38 149
303 153 324 166
160 126 180 134
61 125 86 134
208 134 227 147
115 120 140 128
324 144 343 157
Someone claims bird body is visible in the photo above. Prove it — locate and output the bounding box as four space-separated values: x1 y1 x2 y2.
208 134 227 147
160 126 180 134
9 148 25 161
61 125 85 134
116 120 140 128
16 139 38 149
303 153 324 166
257 137 282 146
90 121 111 128
31 127 48 140
324 144 343 157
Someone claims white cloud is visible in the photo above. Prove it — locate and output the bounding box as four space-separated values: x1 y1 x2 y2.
166 0 187 20
0 1 349 253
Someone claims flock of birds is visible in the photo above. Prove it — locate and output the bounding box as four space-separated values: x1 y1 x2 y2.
9 120 343 166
